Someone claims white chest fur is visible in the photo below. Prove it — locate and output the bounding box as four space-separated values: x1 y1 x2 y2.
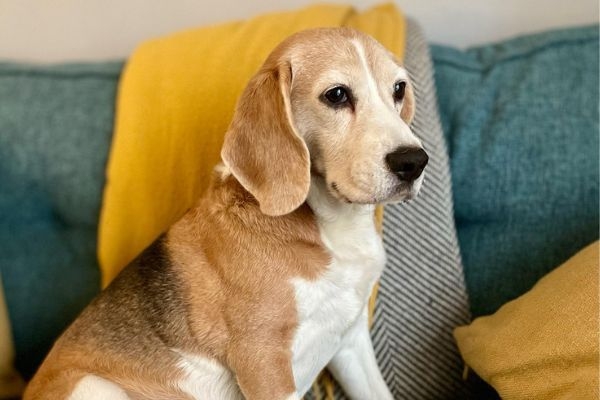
290 181 386 395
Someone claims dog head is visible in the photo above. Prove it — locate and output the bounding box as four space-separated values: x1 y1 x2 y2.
222 28 427 216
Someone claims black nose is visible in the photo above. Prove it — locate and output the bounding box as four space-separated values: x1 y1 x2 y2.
385 147 429 181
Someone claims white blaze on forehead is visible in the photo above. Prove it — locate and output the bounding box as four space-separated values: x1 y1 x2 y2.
351 39 379 99
350 38 418 148
351 39 410 101
395 68 409 85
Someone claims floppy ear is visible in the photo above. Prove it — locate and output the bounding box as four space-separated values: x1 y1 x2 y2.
400 80 416 125
221 62 310 216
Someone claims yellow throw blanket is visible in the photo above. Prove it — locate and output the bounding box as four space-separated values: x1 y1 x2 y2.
98 3 406 286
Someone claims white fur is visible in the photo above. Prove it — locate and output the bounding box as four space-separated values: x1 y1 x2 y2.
290 179 392 398
352 39 380 99
175 350 243 400
68 375 130 400
328 309 393 399
214 163 232 180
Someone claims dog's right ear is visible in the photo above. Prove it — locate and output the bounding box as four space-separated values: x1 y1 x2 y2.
221 61 310 216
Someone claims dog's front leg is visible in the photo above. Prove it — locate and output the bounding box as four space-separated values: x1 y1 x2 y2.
327 307 393 400
229 342 299 400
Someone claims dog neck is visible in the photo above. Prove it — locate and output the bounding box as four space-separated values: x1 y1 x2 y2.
306 174 379 254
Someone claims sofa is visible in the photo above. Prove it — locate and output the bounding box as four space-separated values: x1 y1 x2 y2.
0 19 597 399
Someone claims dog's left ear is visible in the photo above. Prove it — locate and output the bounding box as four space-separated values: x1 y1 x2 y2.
221 61 310 216
400 80 416 125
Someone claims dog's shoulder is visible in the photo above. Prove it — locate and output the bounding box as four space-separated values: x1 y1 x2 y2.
59 236 190 349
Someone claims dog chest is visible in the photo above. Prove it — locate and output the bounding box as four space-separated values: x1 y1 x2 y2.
290 207 385 395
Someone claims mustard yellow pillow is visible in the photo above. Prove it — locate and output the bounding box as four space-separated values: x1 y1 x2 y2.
455 241 599 399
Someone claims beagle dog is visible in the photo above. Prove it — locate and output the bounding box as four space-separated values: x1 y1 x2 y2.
25 27 428 400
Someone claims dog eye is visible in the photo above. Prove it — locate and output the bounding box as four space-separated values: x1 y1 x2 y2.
394 81 406 102
323 86 349 105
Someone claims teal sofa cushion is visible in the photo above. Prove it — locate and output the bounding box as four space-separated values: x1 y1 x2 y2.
0 62 122 377
431 26 599 317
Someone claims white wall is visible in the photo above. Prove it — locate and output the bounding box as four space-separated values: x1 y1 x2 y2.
0 0 597 62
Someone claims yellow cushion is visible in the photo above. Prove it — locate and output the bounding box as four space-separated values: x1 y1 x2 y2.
454 241 599 400
98 3 405 286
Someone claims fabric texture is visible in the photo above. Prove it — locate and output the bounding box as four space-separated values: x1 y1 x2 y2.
98 3 405 286
0 62 121 377
0 274 24 399
375 18 471 399
455 241 599 400
431 25 600 318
